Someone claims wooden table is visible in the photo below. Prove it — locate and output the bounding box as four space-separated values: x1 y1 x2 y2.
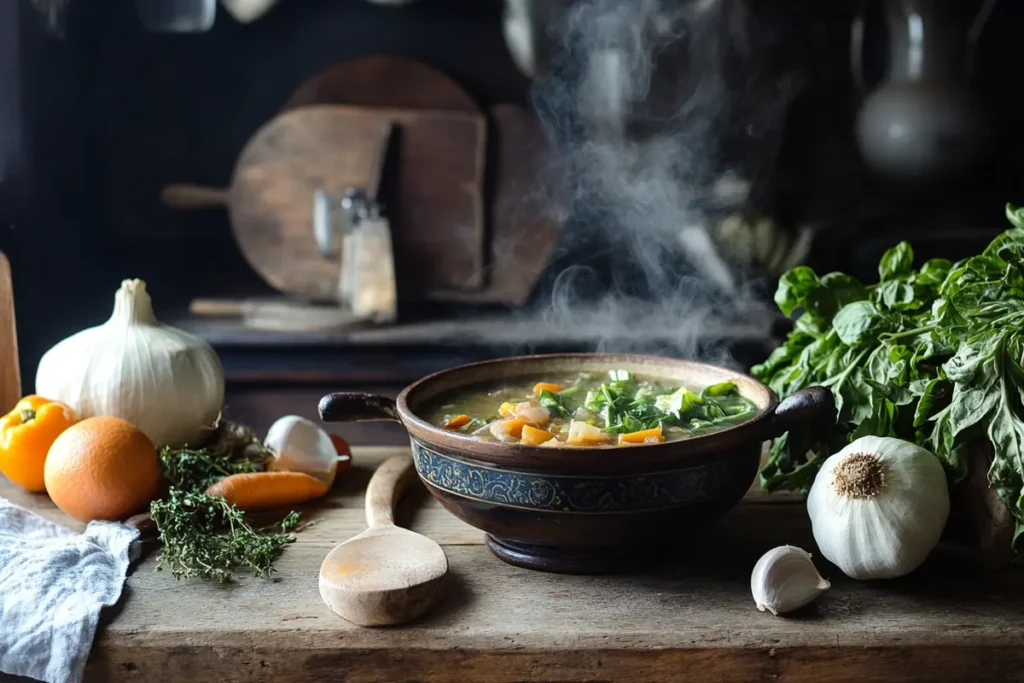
3 447 1023 683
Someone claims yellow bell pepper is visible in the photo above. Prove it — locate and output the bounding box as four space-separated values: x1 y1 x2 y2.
0 395 79 492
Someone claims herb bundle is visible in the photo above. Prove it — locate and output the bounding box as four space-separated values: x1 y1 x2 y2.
753 203 1024 550
150 421 302 582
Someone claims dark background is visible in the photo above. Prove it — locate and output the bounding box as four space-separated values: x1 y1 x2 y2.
4 0 1024 433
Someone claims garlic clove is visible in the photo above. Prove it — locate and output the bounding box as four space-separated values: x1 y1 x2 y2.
264 415 342 488
751 545 830 616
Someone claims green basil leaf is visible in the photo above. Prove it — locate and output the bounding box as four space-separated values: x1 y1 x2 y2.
915 258 953 286
879 242 914 281
774 266 820 317
833 301 884 346
821 272 869 307
1007 203 1024 231
752 333 815 380
914 378 952 427
863 378 914 406
971 254 1005 276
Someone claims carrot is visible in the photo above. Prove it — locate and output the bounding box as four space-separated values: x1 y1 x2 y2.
533 382 564 396
618 426 664 444
444 414 471 430
520 424 553 445
205 471 329 511
499 402 517 418
329 433 351 456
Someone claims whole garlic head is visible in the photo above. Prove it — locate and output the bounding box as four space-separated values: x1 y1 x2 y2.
751 545 830 616
807 436 949 580
35 279 224 448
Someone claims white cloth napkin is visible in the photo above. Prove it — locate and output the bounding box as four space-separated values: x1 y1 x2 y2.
0 498 138 683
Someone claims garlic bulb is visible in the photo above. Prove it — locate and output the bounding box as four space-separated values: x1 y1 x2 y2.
35 279 224 448
751 545 830 616
264 415 345 488
807 436 949 580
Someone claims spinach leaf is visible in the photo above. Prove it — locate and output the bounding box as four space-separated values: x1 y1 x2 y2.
701 381 737 399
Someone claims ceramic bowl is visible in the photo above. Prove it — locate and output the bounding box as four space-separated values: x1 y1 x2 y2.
318 354 832 574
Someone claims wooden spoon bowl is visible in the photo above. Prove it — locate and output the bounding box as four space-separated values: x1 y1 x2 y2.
319 456 448 626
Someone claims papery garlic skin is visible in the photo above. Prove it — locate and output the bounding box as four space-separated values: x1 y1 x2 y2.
751 545 830 616
264 415 340 488
35 280 224 448
807 436 949 580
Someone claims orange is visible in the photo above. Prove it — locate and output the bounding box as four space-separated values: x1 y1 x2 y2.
44 416 162 522
0 395 79 492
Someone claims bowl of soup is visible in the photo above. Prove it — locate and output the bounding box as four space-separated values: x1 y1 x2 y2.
318 354 832 574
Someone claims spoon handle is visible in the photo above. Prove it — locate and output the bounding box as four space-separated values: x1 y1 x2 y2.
365 455 416 528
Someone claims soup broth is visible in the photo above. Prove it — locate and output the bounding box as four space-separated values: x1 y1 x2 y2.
424 369 759 447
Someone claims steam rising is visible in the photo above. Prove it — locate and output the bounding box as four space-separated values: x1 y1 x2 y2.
530 0 794 365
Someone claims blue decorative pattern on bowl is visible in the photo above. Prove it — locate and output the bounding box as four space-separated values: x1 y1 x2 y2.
411 440 745 513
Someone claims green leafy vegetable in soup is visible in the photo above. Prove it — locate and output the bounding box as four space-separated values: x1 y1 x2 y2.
427 370 758 447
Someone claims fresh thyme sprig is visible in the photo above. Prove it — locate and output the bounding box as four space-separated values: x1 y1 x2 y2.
158 445 263 492
150 420 302 583
150 489 298 582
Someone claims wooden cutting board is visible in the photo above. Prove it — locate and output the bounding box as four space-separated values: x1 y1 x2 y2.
482 103 563 305
284 58 561 306
284 55 479 114
0 252 19 412
162 105 486 300
425 104 564 306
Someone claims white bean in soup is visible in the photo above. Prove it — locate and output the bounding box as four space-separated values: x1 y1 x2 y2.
424 369 759 447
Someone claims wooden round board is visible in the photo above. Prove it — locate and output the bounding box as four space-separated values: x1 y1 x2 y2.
163 105 487 301
281 56 488 297
283 55 479 114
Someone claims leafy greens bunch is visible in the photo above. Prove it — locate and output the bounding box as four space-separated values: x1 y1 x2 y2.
753 204 1024 549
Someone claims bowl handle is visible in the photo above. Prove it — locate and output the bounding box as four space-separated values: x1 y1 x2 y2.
318 392 400 423
769 386 835 438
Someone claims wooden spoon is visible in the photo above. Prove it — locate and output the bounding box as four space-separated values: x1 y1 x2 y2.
319 455 447 626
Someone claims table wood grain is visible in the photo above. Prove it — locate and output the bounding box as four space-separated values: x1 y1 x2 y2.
2 448 1021 683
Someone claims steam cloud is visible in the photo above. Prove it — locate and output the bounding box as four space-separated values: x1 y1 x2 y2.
528 0 796 365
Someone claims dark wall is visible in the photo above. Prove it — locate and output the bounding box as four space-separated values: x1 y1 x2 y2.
11 0 1024 391
17 0 528 388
